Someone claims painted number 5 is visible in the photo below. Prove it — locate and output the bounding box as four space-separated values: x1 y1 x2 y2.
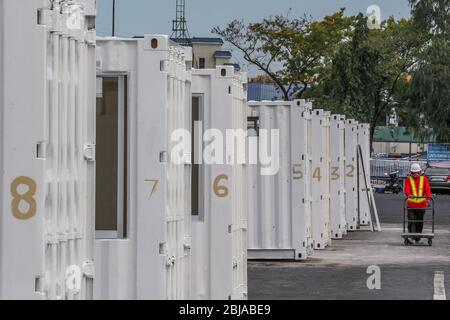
213 175 229 198
293 165 303 180
11 176 37 220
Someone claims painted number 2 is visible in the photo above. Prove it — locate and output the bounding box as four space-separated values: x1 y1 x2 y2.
346 165 356 178
11 176 37 220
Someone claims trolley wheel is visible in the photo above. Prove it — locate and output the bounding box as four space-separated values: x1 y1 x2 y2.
404 239 410 246
428 239 433 247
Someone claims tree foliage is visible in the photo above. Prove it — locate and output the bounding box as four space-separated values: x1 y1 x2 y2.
212 9 354 100
410 0 449 38
409 0 450 142
315 14 428 150
214 3 449 147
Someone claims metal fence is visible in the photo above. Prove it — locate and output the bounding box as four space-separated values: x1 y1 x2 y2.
371 159 427 179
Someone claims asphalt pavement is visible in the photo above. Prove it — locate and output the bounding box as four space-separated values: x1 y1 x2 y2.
248 193 450 300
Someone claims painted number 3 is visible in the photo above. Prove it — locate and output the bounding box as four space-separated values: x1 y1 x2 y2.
11 177 37 220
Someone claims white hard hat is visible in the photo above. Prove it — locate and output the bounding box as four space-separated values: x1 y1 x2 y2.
411 163 422 173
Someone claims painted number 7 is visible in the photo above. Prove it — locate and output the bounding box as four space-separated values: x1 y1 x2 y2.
144 179 159 199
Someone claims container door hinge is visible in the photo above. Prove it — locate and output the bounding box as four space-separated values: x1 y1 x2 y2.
83 260 95 279
183 236 192 251
37 142 47 159
160 151 168 163
82 261 95 279
83 144 96 162
159 242 167 255
184 152 192 166
37 9 53 27
34 275 46 296
85 31 96 45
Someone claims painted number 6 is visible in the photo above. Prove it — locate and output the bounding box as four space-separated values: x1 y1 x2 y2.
213 175 229 198
11 176 37 220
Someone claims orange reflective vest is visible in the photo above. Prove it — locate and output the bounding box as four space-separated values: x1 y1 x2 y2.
408 176 426 205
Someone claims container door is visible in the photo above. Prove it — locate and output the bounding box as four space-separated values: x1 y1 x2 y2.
322 112 332 247
345 120 359 231
0 0 96 300
290 101 310 260
311 111 327 249
358 124 372 226
330 116 346 239
230 73 248 300
299 102 314 255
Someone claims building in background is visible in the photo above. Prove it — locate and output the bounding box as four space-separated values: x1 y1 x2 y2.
173 37 238 69
248 83 285 101
247 75 304 101
372 126 433 157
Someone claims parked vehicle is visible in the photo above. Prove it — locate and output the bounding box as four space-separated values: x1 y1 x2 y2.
425 167 450 192
384 171 403 194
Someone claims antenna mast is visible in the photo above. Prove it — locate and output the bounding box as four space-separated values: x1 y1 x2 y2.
171 0 191 46
112 0 116 36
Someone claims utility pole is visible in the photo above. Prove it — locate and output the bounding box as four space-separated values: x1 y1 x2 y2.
112 0 116 37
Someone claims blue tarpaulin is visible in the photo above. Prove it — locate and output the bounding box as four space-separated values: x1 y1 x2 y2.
428 144 450 162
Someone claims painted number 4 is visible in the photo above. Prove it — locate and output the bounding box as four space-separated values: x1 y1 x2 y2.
11 176 37 220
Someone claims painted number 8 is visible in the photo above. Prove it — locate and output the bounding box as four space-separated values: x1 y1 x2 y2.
11 177 37 220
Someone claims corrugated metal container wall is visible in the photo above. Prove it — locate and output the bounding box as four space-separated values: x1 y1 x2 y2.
247 100 312 260
94 35 192 300
345 120 359 231
358 124 372 226
330 115 347 239
310 110 331 249
0 0 96 299
190 67 248 300
299 101 314 254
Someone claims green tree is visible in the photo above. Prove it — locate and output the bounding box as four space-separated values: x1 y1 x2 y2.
316 14 427 150
212 9 354 101
408 0 450 142
410 0 449 39
410 41 450 141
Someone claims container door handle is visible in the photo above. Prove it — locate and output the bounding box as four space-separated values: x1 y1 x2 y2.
83 144 96 162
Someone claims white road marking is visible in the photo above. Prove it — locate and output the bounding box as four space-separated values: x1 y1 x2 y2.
434 271 446 300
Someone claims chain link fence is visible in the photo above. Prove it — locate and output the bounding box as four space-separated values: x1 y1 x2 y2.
371 159 427 179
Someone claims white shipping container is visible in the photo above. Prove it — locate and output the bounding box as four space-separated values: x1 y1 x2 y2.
357 124 372 226
0 0 96 299
345 120 359 231
310 110 331 249
299 101 314 254
247 100 312 261
94 35 192 300
191 67 248 300
330 115 347 239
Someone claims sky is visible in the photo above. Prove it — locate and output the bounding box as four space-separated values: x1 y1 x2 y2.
96 0 412 75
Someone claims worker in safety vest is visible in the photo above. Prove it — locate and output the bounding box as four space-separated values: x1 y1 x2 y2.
404 163 432 244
